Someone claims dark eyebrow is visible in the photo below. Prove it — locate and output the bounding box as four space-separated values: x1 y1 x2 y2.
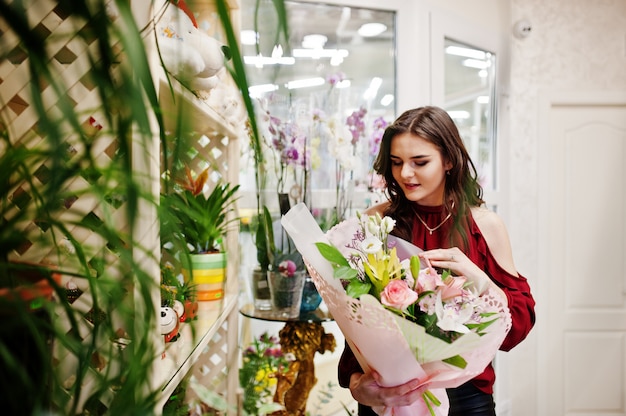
390 154 430 160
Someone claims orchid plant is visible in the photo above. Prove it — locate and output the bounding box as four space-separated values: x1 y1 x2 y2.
259 103 310 208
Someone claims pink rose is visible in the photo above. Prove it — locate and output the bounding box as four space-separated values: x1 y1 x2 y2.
381 279 418 311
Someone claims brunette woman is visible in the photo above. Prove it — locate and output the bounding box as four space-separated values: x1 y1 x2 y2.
338 106 535 415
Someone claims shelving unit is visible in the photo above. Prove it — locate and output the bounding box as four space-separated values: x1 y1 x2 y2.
156 292 239 410
0 0 243 412
144 0 244 411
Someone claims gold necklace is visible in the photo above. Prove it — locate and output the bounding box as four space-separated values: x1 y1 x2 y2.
415 204 453 235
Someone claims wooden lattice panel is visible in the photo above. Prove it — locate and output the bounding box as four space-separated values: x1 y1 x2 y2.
0 0 127 266
184 307 239 408
0 1 146 413
159 76 239 190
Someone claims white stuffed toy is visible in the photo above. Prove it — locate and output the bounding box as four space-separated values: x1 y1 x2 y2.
156 0 231 93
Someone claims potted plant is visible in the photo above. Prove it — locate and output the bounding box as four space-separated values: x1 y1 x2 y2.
161 166 240 301
0 1 202 412
0 0 288 412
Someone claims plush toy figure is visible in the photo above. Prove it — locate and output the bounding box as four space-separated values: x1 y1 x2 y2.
156 0 231 93
160 306 180 343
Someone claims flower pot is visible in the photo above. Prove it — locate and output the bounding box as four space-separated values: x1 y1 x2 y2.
182 252 226 301
267 270 306 318
251 266 271 310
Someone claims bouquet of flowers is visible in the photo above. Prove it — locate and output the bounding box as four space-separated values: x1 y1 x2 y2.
281 203 511 416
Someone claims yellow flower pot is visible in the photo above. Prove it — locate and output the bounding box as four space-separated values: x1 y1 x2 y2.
183 252 226 301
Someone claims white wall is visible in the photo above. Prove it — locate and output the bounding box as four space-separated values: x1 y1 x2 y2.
424 1 626 414
508 1 626 415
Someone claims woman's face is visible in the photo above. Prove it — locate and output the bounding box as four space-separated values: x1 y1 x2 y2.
390 132 451 206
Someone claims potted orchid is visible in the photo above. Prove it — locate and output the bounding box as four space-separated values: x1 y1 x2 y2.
253 206 306 317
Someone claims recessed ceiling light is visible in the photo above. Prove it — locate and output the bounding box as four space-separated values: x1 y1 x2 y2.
285 77 325 90
240 30 258 46
445 45 486 60
358 23 387 37
462 59 491 69
249 84 278 98
302 34 328 49
380 94 394 106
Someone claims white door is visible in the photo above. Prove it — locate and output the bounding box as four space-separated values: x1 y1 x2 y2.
538 93 626 415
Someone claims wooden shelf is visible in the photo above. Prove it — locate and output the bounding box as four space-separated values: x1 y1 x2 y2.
158 75 240 139
156 292 237 410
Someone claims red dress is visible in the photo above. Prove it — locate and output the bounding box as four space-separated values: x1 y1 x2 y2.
337 204 536 397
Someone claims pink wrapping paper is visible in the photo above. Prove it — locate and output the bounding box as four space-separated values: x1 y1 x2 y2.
281 203 511 415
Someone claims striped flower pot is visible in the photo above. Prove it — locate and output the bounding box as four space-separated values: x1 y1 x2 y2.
183 252 227 301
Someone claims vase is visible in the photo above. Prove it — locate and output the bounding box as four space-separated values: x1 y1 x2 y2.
267 270 306 318
182 252 226 301
300 274 322 313
251 267 271 310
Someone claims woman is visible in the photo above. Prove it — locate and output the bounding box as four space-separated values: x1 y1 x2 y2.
338 106 535 415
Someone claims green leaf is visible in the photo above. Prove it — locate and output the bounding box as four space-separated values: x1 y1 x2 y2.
346 280 371 298
315 242 350 267
442 354 468 369
465 315 499 334
334 265 358 280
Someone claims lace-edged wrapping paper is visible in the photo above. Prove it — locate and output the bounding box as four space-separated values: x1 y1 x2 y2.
281 203 512 416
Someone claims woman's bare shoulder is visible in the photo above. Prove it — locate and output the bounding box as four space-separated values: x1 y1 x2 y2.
470 206 518 275
363 202 390 216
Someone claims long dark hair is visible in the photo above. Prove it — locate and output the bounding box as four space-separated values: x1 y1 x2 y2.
373 106 484 248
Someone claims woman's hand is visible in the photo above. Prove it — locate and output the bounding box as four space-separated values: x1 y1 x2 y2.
419 248 492 295
349 370 428 407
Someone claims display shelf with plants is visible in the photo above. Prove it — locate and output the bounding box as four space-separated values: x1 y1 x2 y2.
148 0 246 411
0 0 255 413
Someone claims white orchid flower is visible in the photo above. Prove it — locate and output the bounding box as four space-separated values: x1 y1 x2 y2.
435 291 473 334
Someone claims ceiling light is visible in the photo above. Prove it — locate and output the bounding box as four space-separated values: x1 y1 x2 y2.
462 59 491 69
292 48 349 59
380 94 394 106
302 34 328 49
285 77 325 90
243 55 295 66
330 55 344 66
477 96 490 104
445 45 486 60
448 110 470 119
358 22 387 37
249 83 278 98
240 30 258 46
363 77 382 100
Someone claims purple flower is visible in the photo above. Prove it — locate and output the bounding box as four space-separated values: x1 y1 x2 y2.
346 107 367 145
326 72 346 86
369 116 388 156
